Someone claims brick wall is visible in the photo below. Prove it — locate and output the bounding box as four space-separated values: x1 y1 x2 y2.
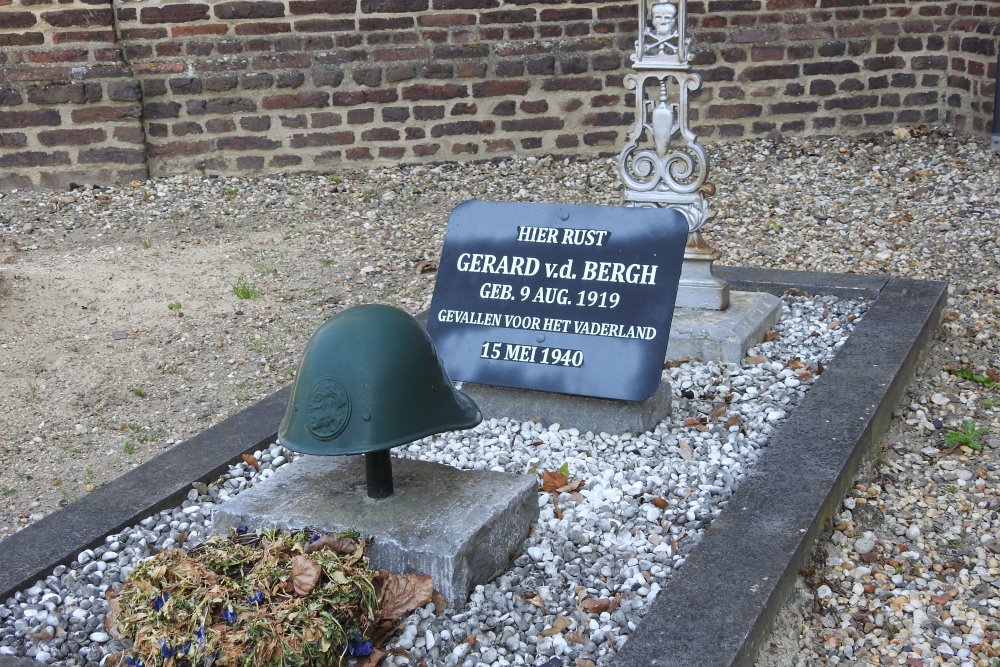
0 0 147 189
1 0 997 188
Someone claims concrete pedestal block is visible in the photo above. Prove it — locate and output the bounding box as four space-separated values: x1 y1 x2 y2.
666 291 782 363
212 456 538 608
458 379 672 433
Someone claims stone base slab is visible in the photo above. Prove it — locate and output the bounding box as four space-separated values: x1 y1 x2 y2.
666 291 782 363
212 456 538 608
457 379 671 433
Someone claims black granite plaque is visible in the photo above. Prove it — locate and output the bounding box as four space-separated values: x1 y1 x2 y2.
426 200 687 401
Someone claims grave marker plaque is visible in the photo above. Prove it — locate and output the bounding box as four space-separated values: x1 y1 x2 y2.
427 201 687 401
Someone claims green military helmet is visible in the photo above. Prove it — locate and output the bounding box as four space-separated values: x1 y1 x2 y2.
278 304 482 456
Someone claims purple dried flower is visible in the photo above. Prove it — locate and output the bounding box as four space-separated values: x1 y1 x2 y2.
246 590 265 605
221 606 237 624
195 627 205 643
348 633 372 657
236 524 249 535
152 592 169 611
160 641 175 658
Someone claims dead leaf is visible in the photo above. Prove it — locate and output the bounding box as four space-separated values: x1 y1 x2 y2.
664 358 689 368
827 321 841 330
764 330 780 341
376 571 434 622
242 453 260 471
530 440 544 447
724 415 743 429
581 598 611 613
305 534 359 555
290 555 321 596
566 632 589 645
557 478 585 493
783 287 802 296
576 659 597 667
709 404 727 420
541 469 568 493
191 481 209 495
432 590 448 613
540 616 571 637
683 416 705 427
786 357 804 370
415 259 437 274
552 497 563 519
677 440 693 460
2 255 14 264
816 360 825 375
522 591 545 610
746 355 766 365
651 497 668 509
356 648 388 667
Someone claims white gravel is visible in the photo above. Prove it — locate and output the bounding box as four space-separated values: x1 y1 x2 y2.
0 292 865 665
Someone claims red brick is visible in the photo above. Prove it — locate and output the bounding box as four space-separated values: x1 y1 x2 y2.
361 127 400 141
402 83 467 100
26 49 90 64
27 83 101 105
373 47 430 62
172 24 228 37
295 18 355 32
215 1 285 19
0 151 71 167
502 117 564 131
141 5 210 23
361 0 427 11
0 33 45 47
41 8 112 27
0 132 29 148
236 22 292 35
0 109 60 128
481 8 535 24
218 136 282 150
263 92 329 109
0 12 37 29
472 80 530 97
38 128 106 146
346 147 372 159
430 120 494 136
290 131 354 147
707 103 763 119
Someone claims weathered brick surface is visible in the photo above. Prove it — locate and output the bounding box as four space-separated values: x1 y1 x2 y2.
0 0 996 187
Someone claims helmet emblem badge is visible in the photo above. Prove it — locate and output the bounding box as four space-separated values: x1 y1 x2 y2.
305 377 351 440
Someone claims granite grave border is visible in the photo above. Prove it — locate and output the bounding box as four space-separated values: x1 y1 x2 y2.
0 267 947 667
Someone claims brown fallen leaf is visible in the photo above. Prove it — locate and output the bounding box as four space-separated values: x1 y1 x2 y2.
557 478 585 494
786 357 804 370
522 591 545 610
683 416 705 427
783 287 802 296
2 255 14 264
356 648 388 667
764 330 780 341
415 259 437 274
290 555 321 596
541 469 568 493
242 453 260 471
581 598 611 613
816 360 825 375
709 404 727 420
305 534 359 555
746 355 766 365
540 616 571 637
651 497 668 509
576 659 597 667
566 632 589 645
724 415 743 429
376 571 434 622
827 321 841 330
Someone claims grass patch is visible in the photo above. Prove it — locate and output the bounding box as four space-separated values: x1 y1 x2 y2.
944 419 989 452
232 277 263 300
